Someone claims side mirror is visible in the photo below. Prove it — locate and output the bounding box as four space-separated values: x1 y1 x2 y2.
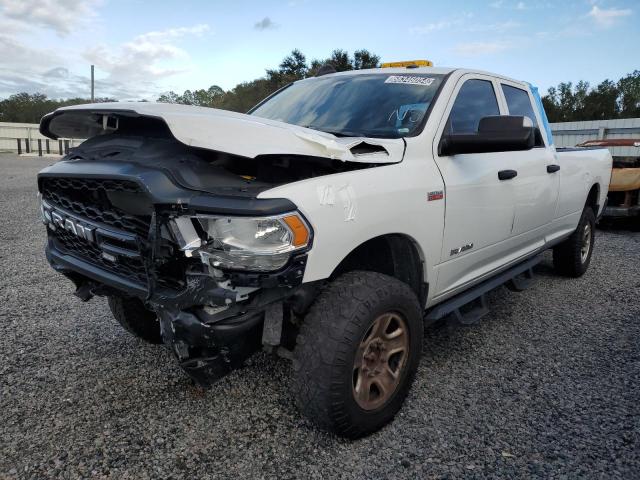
438 115 537 156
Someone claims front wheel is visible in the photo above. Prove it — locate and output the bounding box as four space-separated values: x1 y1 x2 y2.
292 271 423 438
107 296 163 344
553 206 596 277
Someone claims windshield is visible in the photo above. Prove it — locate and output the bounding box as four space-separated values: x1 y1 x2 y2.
250 73 445 138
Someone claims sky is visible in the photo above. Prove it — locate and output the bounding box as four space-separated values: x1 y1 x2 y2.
0 0 637 101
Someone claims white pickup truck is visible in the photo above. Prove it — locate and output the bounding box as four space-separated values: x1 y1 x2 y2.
38 63 612 437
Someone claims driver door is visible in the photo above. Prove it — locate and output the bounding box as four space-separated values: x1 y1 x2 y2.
431 75 519 298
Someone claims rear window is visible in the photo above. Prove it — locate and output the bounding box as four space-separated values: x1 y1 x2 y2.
502 84 544 146
502 84 538 127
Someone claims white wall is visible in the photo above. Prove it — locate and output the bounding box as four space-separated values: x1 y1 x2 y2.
550 118 640 157
0 122 82 154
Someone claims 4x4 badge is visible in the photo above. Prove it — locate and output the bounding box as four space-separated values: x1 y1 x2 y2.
428 190 444 201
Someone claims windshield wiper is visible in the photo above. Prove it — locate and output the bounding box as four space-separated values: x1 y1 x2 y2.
301 125 359 137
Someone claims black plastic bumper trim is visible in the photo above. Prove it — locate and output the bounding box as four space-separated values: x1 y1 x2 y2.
46 243 148 296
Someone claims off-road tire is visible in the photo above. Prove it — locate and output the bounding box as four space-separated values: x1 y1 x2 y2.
107 296 163 344
292 271 423 438
553 206 596 277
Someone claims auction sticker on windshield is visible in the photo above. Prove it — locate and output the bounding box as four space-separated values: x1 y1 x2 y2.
385 75 435 86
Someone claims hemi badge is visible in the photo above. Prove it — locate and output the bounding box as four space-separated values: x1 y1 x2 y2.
428 190 444 201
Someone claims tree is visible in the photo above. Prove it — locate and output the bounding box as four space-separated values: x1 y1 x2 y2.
618 70 640 118
584 80 619 120
542 72 638 122
157 91 181 104
327 49 353 71
353 49 380 70
278 49 308 78
157 85 224 106
542 86 561 123
0 93 114 123
572 80 590 121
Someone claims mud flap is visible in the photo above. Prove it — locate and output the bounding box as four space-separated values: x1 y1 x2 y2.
156 308 263 387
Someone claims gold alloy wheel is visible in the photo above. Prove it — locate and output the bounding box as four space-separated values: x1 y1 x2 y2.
581 223 592 263
352 312 410 411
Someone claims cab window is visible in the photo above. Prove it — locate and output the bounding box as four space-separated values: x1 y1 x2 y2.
501 84 538 126
501 84 544 146
447 79 500 134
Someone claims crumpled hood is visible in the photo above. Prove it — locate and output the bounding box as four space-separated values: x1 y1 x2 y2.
40 102 405 164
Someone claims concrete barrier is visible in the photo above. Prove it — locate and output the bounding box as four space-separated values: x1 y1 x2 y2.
0 122 82 156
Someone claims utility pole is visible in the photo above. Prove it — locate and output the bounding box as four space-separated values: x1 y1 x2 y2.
91 65 95 102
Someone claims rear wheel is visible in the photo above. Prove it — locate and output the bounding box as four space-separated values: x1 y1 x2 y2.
107 296 163 344
292 271 423 438
553 206 596 277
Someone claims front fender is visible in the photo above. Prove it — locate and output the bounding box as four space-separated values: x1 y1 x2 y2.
257 159 445 286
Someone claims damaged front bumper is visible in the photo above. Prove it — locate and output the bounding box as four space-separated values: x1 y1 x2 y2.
47 238 308 386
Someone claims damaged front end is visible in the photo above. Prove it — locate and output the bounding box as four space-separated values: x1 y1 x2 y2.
147 210 312 386
41 184 311 387
38 132 321 387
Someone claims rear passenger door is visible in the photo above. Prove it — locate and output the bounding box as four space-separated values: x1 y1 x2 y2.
499 81 559 238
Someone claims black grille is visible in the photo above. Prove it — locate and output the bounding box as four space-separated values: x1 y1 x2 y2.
42 176 186 291
41 177 150 238
53 228 149 285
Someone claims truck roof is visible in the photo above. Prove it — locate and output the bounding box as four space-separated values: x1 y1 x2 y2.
311 66 529 89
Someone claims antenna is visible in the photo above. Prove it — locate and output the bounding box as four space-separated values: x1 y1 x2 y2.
91 65 95 102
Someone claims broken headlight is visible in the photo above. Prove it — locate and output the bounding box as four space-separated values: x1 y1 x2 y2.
174 213 311 272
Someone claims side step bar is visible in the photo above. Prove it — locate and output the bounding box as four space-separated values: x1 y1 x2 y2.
425 255 542 326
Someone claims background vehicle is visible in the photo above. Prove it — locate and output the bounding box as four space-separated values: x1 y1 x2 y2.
577 139 640 221
37 64 612 437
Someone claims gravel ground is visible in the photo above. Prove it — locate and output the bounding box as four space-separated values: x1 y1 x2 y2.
1 153 639 479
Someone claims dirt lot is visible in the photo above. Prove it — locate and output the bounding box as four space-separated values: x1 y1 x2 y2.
1 153 639 479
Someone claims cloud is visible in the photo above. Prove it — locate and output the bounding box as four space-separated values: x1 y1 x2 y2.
410 20 453 35
82 24 210 95
254 17 277 30
516 1 526 10
44 67 70 79
0 0 100 36
0 67 90 99
0 34 64 69
136 24 210 42
410 13 473 35
0 22 211 100
587 5 632 28
466 20 520 32
0 34 85 98
452 41 510 56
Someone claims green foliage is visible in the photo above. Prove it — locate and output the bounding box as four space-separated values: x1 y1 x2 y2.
278 49 308 78
618 70 640 118
542 70 640 122
157 85 224 106
0 93 115 123
160 48 381 112
353 49 381 70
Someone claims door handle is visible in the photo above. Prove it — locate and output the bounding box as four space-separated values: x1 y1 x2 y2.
547 164 561 173
498 169 518 181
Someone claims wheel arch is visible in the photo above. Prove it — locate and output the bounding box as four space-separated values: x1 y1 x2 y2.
329 233 428 306
586 183 601 214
